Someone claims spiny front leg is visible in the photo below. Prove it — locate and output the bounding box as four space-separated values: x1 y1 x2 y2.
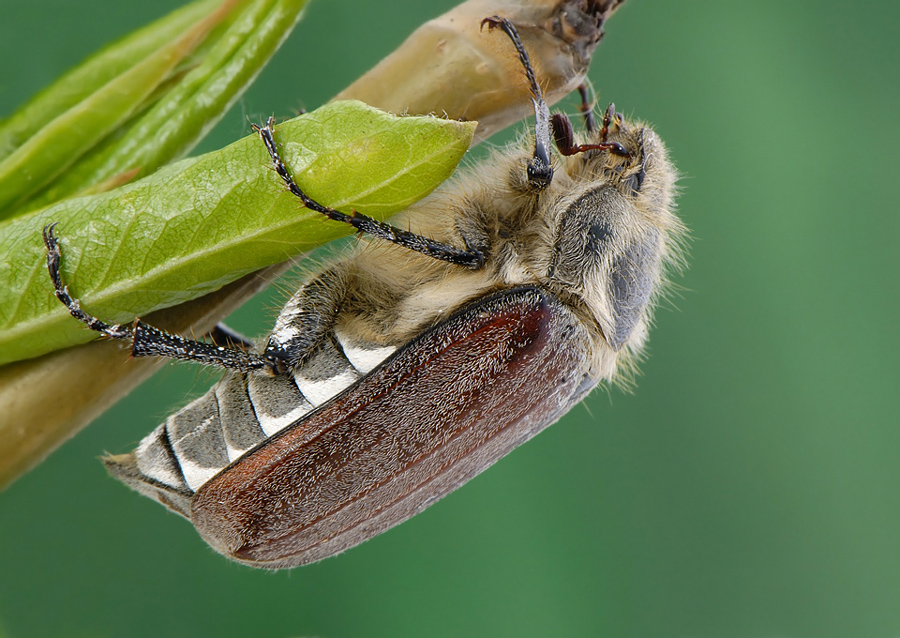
43 223 274 374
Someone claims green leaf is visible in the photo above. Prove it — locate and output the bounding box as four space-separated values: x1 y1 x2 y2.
0 101 477 366
0 0 310 218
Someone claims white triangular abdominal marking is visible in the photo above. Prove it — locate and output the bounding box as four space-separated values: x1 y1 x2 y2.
131 330 398 493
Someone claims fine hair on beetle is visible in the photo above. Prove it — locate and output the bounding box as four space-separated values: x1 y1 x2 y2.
42 16 685 568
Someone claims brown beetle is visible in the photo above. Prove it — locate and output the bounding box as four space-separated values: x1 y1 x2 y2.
43 17 684 568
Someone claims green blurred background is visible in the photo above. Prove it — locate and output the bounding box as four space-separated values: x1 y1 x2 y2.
1 0 898 636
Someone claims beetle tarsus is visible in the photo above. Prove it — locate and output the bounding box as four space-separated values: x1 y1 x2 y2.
43 223 275 373
43 223 131 341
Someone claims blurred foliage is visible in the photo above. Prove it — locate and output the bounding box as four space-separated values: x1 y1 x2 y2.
0 1 897 637
0 0 309 216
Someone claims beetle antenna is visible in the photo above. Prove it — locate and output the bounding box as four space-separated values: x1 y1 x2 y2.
550 112 629 158
481 16 553 189
576 82 597 134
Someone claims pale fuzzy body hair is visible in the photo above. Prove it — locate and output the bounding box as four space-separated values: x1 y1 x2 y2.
300 114 685 386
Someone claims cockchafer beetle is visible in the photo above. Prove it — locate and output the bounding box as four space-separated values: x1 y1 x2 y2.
43 17 684 568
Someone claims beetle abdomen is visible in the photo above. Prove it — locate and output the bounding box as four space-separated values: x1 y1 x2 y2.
190 286 594 568
104 328 398 517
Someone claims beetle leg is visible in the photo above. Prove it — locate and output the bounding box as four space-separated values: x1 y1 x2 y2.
43 223 274 374
254 120 485 271
261 266 346 372
481 16 553 189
